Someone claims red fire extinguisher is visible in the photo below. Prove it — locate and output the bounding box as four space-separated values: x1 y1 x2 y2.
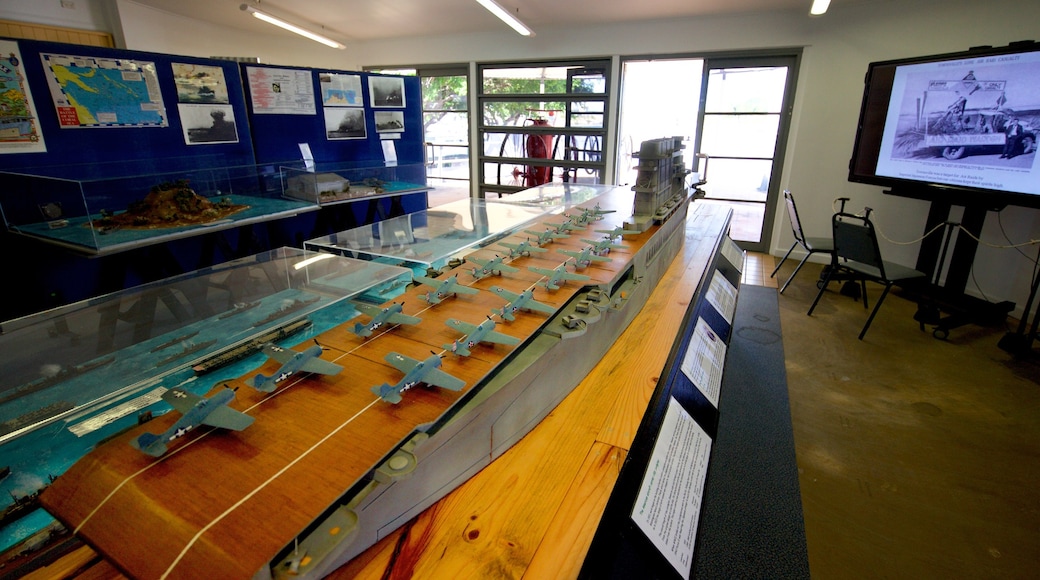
525 118 553 187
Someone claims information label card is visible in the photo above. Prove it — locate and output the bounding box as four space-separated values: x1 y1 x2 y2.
680 317 727 407
706 269 737 324
631 397 712 579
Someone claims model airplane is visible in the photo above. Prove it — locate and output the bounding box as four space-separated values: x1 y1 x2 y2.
467 255 519 279
524 228 570 245
350 301 421 338
558 246 613 269
565 205 614 226
251 340 345 392
372 352 466 404
581 237 629 255
443 317 522 357
528 264 592 291
595 225 641 241
499 238 549 257
415 273 480 305
129 386 254 457
488 285 556 321
545 219 584 234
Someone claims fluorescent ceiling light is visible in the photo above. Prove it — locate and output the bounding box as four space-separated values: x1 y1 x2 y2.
240 4 345 49
810 0 831 15
474 0 535 36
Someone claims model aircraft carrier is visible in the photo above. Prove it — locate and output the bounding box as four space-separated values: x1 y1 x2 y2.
39 183 693 579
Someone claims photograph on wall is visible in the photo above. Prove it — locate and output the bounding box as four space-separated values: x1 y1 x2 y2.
369 76 406 108
0 40 47 153
324 107 366 140
40 52 167 128
320 72 363 106
875 51 1040 195
172 62 230 104
374 110 404 133
180 104 238 144
246 66 316 115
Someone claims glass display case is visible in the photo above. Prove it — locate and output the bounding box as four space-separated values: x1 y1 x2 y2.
496 182 617 209
280 161 429 206
0 163 320 256
0 247 410 554
304 196 561 270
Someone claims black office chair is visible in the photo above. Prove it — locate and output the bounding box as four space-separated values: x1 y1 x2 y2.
807 209 927 340
771 190 835 293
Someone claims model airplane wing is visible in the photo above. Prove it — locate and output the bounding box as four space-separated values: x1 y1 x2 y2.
451 282 481 295
489 286 521 302
385 351 421 375
414 275 443 289
559 270 592 281
161 388 202 414
445 318 479 334
298 357 344 376
261 343 296 364
481 328 521 346
202 404 255 431
422 367 466 391
387 311 422 325
353 302 384 318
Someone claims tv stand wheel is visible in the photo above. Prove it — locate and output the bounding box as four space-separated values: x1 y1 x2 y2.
941 146 965 160
932 327 949 340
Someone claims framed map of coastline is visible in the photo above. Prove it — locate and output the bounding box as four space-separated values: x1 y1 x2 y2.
40 52 168 128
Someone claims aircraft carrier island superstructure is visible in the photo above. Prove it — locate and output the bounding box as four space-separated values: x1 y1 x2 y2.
39 171 704 577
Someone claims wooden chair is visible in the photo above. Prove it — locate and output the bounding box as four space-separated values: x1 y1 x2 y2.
807 209 927 340
771 190 835 293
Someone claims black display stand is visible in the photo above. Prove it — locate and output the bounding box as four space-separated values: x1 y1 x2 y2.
882 189 1015 339
580 240 809 579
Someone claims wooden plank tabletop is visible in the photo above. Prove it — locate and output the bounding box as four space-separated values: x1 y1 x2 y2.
35 189 737 580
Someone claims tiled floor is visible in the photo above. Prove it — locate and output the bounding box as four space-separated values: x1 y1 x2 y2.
741 251 778 288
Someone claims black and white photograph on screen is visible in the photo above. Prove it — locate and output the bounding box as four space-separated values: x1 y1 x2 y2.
180 104 238 144
881 58 1040 165
325 107 367 140
374 110 405 133
369 76 406 108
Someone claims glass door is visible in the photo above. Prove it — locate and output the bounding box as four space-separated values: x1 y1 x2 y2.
697 55 799 251
419 66 470 205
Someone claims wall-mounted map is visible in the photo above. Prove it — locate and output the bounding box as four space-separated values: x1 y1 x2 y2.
0 40 46 152
41 52 168 128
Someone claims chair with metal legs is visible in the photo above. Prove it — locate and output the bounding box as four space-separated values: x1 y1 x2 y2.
771 189 835 293
807 208 927 340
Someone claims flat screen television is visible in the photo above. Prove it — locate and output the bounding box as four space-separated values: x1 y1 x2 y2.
848 41 1040 209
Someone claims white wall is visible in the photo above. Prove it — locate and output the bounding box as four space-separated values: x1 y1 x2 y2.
4 0 1039 318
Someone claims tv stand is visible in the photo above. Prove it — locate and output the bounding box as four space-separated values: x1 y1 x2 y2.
899 194 1014 339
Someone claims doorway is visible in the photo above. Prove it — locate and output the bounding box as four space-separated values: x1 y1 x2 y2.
618 52 799 251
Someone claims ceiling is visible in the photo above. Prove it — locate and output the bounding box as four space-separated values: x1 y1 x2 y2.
132 0 818 44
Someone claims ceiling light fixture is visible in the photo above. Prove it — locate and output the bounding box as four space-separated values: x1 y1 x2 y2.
474 0 535 36
240 4 346 49
809 0 831 16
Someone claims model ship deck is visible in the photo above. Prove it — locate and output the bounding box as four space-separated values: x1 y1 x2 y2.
40 186 675 579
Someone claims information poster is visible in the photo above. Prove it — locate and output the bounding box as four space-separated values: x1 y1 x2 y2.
680 317 726 407
0 40 46 153
631 397 712 580
721 236 744 273
247 66 316 115
705 269 737 324
41 52 167 128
